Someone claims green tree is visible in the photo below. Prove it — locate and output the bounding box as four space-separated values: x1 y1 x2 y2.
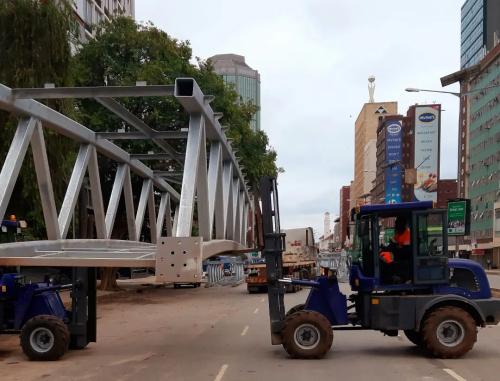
0 0 77 239
72 17 279 194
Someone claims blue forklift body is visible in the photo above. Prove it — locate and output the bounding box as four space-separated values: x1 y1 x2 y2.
303 277 349 325
1 273 68 330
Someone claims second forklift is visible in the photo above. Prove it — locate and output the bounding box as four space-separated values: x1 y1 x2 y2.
261 177 500 359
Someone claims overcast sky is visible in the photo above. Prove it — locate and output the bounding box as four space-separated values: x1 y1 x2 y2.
137 1 463 238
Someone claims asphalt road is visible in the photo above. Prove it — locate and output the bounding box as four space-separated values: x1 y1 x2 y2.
1 282 499 381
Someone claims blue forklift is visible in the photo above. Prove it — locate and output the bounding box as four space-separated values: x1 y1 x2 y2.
260 177 500 359
0 268 96 360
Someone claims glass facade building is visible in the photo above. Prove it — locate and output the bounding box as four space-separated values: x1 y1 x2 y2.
461 0 500 69
209 54 261 131
467 50 499 251
461 0 485 69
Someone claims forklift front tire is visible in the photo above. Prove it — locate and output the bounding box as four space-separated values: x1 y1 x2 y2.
20 315 70 361
282 310 333 359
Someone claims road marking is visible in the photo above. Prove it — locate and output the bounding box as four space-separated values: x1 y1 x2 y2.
443 368 467 381
214 364 228 381
253 308 259 314
241 325 249 336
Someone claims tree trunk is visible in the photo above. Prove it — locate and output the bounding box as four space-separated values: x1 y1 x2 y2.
99 268 120 291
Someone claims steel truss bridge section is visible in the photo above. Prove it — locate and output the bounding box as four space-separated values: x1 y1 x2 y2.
0 78 252 283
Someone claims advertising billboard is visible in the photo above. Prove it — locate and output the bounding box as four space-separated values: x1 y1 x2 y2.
447 199 470 236
414 105 440 202
384 120 402 204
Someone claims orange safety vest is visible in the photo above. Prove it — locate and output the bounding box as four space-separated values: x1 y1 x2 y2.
393 228 410 246
379 251 394 264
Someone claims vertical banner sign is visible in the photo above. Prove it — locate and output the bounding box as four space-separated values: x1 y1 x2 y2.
414 105 440 202
447 199 470 236
384 120 402 204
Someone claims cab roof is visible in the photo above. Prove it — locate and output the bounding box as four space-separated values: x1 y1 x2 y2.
357 201 433 216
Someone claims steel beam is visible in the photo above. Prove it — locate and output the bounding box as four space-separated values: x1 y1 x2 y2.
197 129 210 241
232 178 241 242
242 202 249 246
122 165 137 240
147 182 158 244
96 131 187 140
87 146 106 239
208 143 224 239
105 164 127 239
172 205 179 237
156 193 172 240
0 117 37 222
135 179 153 241
0 84 179 200
223 163 234 240
175 114 205 237
11 85 175 99
238 192 245 244
131 153 184 161
59 145 92 239
95 97 182 165
30 121 61 240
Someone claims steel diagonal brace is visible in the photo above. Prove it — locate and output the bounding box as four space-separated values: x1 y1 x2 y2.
156 193 172 240
95 97 183 166
0 117 37 222
30 121 61 240
58 145 93 239
105 164 127 239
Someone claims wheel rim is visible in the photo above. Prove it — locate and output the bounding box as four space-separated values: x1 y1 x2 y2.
436 320 465 347
29 327 55 353
294 323 321 350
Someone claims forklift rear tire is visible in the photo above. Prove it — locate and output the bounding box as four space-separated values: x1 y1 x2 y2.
20 315 70 361
421 306 477 359
404 330 423 347
285 303 306 319
282 311 333 359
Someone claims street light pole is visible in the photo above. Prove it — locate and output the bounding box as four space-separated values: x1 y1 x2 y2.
405 84 499 97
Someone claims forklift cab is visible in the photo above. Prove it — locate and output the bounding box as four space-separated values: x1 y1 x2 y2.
350 201 449 292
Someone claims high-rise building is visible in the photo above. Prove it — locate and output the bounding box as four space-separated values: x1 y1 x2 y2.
339 186 351 247
467 46 500 264
352 101 397 206
442 43 499 267
72 0 135 43
209 54 261 131
461 0 500 69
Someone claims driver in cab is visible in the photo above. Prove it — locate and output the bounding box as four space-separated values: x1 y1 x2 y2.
379 216 411 283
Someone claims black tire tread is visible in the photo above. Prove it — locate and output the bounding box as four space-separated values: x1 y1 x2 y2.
421 306 477 359
20 315 70 361
282 310 333 359
404 329 423 347
285 303 306 319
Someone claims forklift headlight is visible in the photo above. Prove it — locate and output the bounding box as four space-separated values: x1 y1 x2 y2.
1 285 6 293
354 278 359 287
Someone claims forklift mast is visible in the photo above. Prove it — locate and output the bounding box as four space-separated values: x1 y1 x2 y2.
260 177 286 344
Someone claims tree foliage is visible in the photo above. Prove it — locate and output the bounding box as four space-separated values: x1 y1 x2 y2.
0 0 76 238
72 17 279 193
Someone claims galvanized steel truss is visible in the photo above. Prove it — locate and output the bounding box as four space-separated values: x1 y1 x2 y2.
0 78 251 266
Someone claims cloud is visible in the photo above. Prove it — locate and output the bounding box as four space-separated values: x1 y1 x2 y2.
136 0 463 235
